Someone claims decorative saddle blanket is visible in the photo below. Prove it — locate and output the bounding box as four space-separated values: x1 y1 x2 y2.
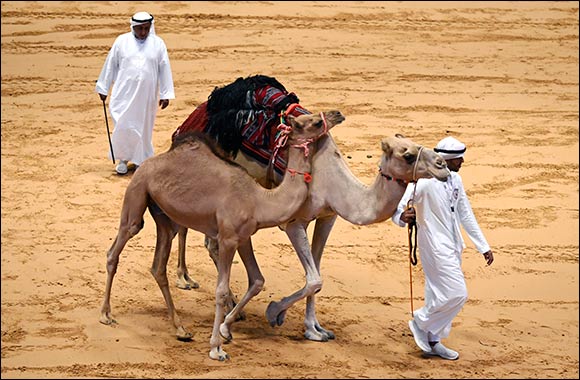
172 75 310 175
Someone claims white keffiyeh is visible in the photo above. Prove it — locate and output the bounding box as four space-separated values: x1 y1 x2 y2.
434 136 466 160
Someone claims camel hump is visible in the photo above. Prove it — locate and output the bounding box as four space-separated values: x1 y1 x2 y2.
169 131 246 170
170 131 227 157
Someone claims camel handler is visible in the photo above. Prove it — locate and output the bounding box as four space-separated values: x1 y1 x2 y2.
391 136 494 360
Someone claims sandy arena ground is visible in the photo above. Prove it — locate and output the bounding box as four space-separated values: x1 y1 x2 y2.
1 1 578 378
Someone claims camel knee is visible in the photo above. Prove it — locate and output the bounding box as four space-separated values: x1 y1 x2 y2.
305 279 323 295
249 277 265 296
128 220 144 236
105 257 119 275
151 269 169 287
216 286 230 307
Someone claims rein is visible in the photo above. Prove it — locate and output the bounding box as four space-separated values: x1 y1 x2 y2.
406 146 424 316
406 146 423 262
381 145 424 316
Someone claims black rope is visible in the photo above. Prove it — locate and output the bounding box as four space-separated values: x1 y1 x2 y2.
407 203 418 266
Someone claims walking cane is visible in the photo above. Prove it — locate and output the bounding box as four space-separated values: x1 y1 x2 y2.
102 99 115 164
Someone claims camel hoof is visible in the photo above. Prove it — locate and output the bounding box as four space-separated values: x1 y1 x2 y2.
99 314 117 326
176 327 193 341
177 334 193 342
265 302 286 327
209 348 230 361
304 329 329 342
219 323 232 343
176 278 199 290
316 325 335 340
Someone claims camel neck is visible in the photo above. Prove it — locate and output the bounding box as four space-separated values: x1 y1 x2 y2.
255 144 313 228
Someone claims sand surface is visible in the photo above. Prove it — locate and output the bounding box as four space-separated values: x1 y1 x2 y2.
1 1 578 378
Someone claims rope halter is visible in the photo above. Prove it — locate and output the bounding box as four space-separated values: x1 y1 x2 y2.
270 111 328 166
412 146 424 182
379 145 424 191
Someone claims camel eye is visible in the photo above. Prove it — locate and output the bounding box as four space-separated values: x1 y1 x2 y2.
403 152 415 165
314 119 323 128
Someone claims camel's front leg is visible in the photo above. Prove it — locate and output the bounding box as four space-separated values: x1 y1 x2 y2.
265 220 323 335
176 226 199 290
205 236 246 321
150 212 192 341
209 237 238 361
219 238 264 341
304 214 337 341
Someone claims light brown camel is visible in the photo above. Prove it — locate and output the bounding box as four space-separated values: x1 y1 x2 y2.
99 110 345 361
176 133 449 341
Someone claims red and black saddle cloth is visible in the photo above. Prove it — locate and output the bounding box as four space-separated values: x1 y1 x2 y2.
172 75 310 175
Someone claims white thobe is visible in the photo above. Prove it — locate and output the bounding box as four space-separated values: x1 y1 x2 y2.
392 172 490 341
95 32 175 165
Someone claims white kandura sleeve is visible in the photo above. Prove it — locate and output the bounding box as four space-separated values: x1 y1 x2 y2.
456 176 490 253
391 184 414 228
157 42 175 100
95 40 120 96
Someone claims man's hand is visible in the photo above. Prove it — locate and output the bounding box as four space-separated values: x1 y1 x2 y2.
483 250 494 265
400 207 416 224
159 99 169 109
99 93 107 102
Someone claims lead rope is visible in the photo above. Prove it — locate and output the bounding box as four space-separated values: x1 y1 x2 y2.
407 146 423 317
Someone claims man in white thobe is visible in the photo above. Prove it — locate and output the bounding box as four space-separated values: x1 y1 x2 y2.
392 136 494 360
96 11 175 175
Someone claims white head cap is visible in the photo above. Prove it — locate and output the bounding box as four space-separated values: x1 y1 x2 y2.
434 136 466 160
130 11 155 36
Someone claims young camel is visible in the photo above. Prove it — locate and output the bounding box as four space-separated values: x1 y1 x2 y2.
176 133 449 341
99 110 345 361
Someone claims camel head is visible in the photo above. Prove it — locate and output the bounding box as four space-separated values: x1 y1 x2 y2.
379 134 449 183
286 110 345 144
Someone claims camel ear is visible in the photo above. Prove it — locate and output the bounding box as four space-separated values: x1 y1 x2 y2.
381 137 392 156
395 133 406 139
287 115 303 130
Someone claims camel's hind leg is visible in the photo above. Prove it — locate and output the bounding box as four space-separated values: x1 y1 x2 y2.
150 210 193 341
219 238 265 341
100 188 148 326
176 226 199 290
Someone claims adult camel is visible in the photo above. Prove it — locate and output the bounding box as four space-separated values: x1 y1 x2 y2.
99 110 345 361
173 75 449 342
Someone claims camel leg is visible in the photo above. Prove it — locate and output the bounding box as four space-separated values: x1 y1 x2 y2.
205 235 246 321
150 211 193 341
208 236 238 361
219 238 264 341
304 214 337 341
265 220 323 335
100 188 148 326
176 226 199 290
